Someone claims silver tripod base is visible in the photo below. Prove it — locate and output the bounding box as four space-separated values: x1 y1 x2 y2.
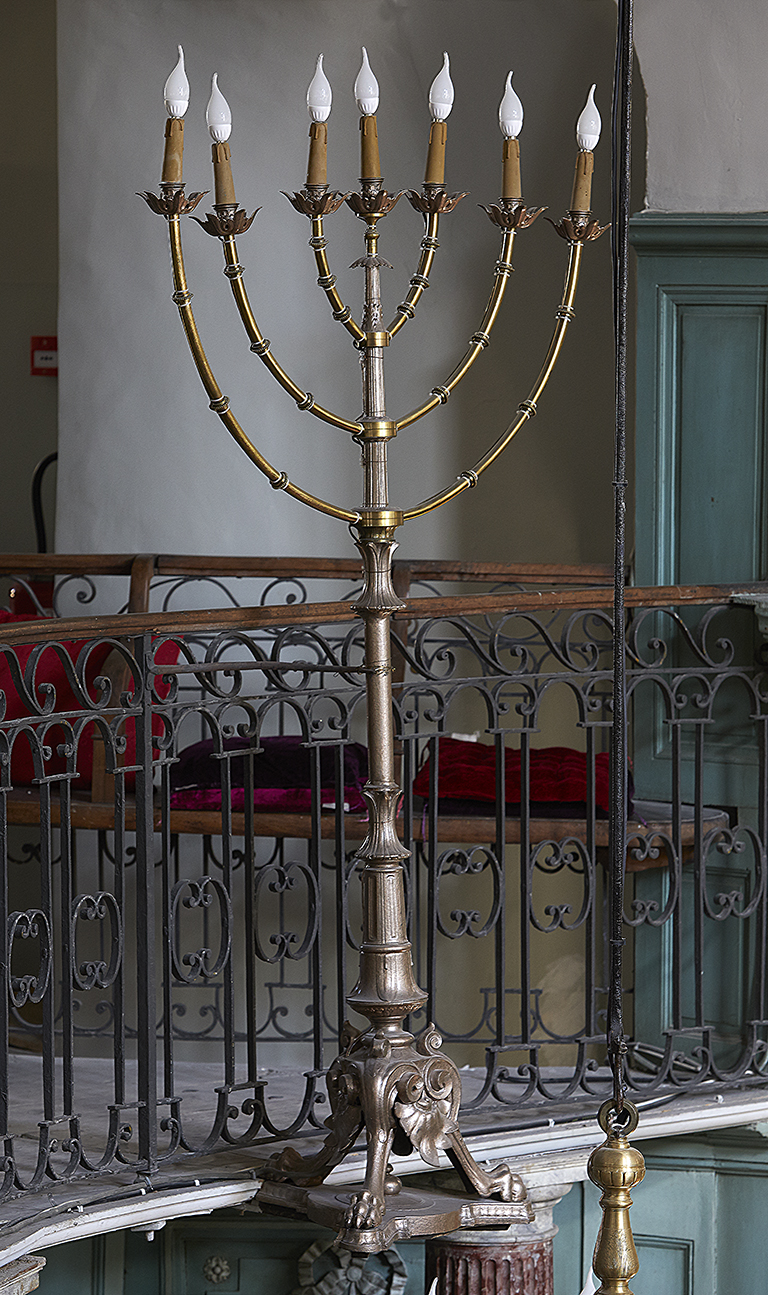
252 1179 532 1253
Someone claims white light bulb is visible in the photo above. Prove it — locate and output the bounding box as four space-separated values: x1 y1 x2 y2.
498 72 523 140
355 47 379 116
307 54 332 122
206 73 232 143
576 84 601 150
429 52 454 122
164 45 189 119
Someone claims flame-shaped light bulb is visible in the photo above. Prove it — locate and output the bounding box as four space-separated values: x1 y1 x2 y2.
206 73 232 142
499 72 523 139
164 45 189 118
355 47 379 116
576 84 601 150
307 54 332 122
429 52 454 122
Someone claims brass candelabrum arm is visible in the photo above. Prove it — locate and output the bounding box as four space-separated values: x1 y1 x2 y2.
386 210 441 340
402 239 583 520
396 228 517 432
217 236 363 436
308 215 366 344
166 214 359 523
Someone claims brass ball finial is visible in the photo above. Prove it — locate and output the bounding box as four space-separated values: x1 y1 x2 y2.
587 1100 645 1294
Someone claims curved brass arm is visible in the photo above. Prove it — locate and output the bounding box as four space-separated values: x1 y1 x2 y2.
218 238 362 435
386 211 440 340
167 216 359 523
396 229 516 430
402 240 583 520
309 215 366 344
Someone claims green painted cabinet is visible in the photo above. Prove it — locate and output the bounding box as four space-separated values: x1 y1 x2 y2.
554 1125 768 1294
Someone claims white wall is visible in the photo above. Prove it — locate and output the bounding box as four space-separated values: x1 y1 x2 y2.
56 0 619 563
634 0 768 212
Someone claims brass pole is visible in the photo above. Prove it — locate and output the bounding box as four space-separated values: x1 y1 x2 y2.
587 1101 645 1294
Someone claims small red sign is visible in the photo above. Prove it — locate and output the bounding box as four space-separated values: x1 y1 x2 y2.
30 336 58 377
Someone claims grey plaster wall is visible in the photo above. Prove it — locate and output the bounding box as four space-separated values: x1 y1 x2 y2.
0 2 58 552
55 0 619 563
634 0 768 212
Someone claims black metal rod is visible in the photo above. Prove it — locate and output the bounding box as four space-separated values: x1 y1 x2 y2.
31 453 58 556
608 0 634 1106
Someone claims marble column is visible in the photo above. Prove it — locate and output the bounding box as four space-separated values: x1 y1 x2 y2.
425 1171 576 1295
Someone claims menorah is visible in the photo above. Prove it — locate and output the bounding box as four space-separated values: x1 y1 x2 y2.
141 46 611 1248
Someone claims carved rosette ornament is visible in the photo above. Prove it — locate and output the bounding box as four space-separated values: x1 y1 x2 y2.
202 1255 232 1285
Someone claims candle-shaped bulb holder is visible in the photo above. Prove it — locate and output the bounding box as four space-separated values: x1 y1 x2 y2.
306 55 332 189
571 84 600 214
499 72 523 204
424 53 453 187
164 45 189 118
576 83 601 150
161 44 189 184
429 52 454 122
307 54 332 122
206 74 236 207
355 46 379 116
206 73 232 142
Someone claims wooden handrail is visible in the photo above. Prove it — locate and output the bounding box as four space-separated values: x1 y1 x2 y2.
0 552 613 584
0 580 763 648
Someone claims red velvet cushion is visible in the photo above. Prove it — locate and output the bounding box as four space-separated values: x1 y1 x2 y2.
0 614 178 789
412 739 616 816
0 612 114 785
170 735 369 813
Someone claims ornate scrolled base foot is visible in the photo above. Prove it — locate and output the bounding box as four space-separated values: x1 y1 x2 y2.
260 1021 531 1238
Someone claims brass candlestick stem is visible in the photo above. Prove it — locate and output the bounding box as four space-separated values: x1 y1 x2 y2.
141 128 617 1248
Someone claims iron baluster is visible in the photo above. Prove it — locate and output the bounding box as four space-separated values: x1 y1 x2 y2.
134 631 158 1172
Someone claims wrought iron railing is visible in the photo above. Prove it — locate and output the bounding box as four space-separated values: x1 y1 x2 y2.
1 564 767 1205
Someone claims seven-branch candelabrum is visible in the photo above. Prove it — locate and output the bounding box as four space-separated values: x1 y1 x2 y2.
141 45 619 1244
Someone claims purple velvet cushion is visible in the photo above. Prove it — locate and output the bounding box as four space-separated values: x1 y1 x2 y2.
170 735 368 813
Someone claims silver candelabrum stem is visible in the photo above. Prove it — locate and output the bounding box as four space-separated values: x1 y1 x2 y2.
268 192 530 1238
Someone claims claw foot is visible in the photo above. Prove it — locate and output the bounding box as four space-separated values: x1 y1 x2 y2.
485 1163 527 1202
346 1188 385 1231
